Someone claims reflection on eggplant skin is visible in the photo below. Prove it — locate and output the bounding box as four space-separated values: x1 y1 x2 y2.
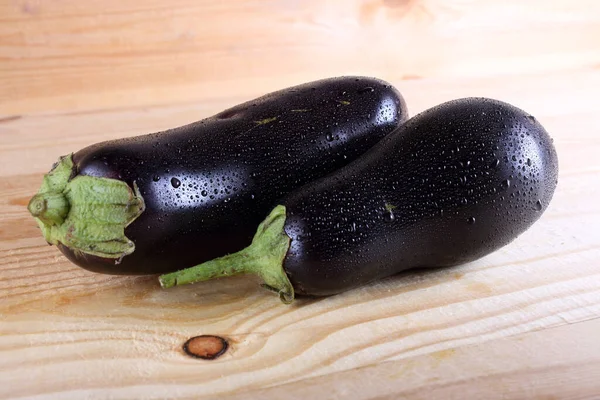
375 95 401 126
148 165 251 213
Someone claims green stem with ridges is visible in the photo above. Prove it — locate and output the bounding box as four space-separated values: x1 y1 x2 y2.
28 192 69 226
159 205 294 304
28 154 146 260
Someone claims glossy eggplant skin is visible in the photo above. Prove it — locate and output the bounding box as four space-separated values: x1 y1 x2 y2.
281 98 558 296
60 77 407 275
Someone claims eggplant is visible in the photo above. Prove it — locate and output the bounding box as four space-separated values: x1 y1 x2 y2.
159 97 559 303
27 76 407 275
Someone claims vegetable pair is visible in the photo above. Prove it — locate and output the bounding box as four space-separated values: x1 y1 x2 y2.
29 78 558 304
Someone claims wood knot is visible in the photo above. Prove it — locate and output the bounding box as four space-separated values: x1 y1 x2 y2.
183 335 229 360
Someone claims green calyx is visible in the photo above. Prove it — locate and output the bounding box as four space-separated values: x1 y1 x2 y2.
28 154 145 260
159 205 295 304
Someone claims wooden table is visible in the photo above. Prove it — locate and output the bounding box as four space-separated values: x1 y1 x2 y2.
2 1 600 399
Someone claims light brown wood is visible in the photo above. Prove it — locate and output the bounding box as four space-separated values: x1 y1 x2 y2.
1 0 600 399
222 319 600 400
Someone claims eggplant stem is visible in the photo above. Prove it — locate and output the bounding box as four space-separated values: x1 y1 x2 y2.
27 154 145 260
159 205 294 304
28 192 69 226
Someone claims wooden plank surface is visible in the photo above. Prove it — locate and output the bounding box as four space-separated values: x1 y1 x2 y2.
1 0 600 399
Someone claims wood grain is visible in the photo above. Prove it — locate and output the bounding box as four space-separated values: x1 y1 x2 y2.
222 319 600 400
1 0 600 399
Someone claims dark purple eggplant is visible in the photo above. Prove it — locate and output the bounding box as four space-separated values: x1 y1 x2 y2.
27 76 407 275
159 97 559 303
